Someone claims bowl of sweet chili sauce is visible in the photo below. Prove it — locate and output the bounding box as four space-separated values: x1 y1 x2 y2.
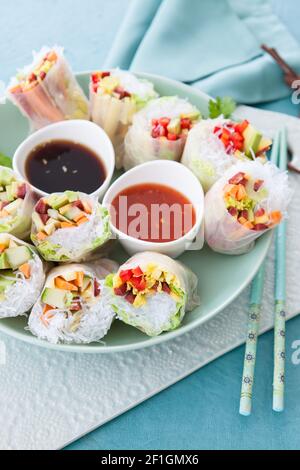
103 160 204 258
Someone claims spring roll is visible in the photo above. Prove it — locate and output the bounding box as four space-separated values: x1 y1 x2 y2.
7 46 89 130
28 261 118 344
90 69 158 168
0 167 35 239
31 191 111 262
181 118 272 192
0 234 46 318
204 161 291 255
124 96 201 171
105 252 199 336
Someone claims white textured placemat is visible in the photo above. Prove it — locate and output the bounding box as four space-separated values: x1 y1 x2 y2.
0 110 300 450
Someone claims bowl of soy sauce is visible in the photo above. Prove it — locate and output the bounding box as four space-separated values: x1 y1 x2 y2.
13 120 115 200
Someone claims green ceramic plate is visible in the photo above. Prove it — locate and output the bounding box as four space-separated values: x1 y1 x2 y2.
0 72 272 353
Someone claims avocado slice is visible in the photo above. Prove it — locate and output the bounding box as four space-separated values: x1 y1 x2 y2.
82 275 92 291
65 191 79 203
42 288 72 309
167 118 181 135
0 253 10 270
63 206 83 221
181 111 201 121
32 212 45 232
99 76 119 93
257 136 272 153
245 180 269 203
48 194 69 210
0 168 14 187
5 246 32 270
5 198 22 215
243 125 262 158
6 182 19 202
50 210 73 224
43 222 56 236
0 274 15 292
0 191 8 202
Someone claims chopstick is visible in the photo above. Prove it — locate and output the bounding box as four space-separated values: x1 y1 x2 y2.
273 127 288 412
239 131 281 416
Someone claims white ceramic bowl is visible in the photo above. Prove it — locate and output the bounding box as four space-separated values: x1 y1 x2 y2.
12 120 115 200
103 160 204 258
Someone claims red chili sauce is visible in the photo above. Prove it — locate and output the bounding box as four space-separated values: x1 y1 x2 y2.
111 183 196 243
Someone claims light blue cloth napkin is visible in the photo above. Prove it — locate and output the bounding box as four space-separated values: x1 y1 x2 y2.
105 0 300 103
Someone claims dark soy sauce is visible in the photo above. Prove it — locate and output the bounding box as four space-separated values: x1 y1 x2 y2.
25 140 106 194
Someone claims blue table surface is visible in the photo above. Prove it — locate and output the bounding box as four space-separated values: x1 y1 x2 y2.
1 0 300 451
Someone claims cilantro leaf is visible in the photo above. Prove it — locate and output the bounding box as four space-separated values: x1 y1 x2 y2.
208 96 236 119
0 153 12 168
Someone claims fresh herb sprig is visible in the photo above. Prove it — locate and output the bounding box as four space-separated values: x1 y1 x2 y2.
208 96 236 119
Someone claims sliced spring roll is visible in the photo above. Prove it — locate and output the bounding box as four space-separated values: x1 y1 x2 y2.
181 118 272 192
204 161 291 255
181 118 272 193
105 252 199 336
31 191 111 262
28 261 118 344
124 97 201 170
90 69 158 168
7 46 89 129
0 234 46 318
0 167 35 239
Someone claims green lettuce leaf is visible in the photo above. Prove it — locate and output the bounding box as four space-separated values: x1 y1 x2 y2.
0 153 12 169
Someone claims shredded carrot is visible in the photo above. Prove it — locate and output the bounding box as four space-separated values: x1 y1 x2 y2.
47 51 58 62
82 200 92 214
270 211 282 224
236 184 247 201
73 211 85 223
74 271 84 288
37 231 47 241
19 263 31 279
0 244 7 253
40 315 49 327
244 221 254 230
76 216 89 226
0 210 9 218
55 276 78 291
60 221 75 229
238 216 248 226
43 304 53 315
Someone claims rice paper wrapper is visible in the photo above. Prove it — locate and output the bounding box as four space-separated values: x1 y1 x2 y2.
31 194 111 263
90 70 158 169
0 234 47 318
110 252 199 336
181 118 238 192
7 46 89 130
204 161 291 255
28 261 118 344
124 96 201 171
0 167 35 240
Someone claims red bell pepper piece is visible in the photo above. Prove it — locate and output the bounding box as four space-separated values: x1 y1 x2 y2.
119 269 133 283
132 266 143 277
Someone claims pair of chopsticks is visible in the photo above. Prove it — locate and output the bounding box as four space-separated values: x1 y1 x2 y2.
239 129 288 416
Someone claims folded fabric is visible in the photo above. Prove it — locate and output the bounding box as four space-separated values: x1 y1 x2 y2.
105 0 300 104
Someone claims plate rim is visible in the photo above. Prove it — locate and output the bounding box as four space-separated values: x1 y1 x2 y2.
0 70 272 353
